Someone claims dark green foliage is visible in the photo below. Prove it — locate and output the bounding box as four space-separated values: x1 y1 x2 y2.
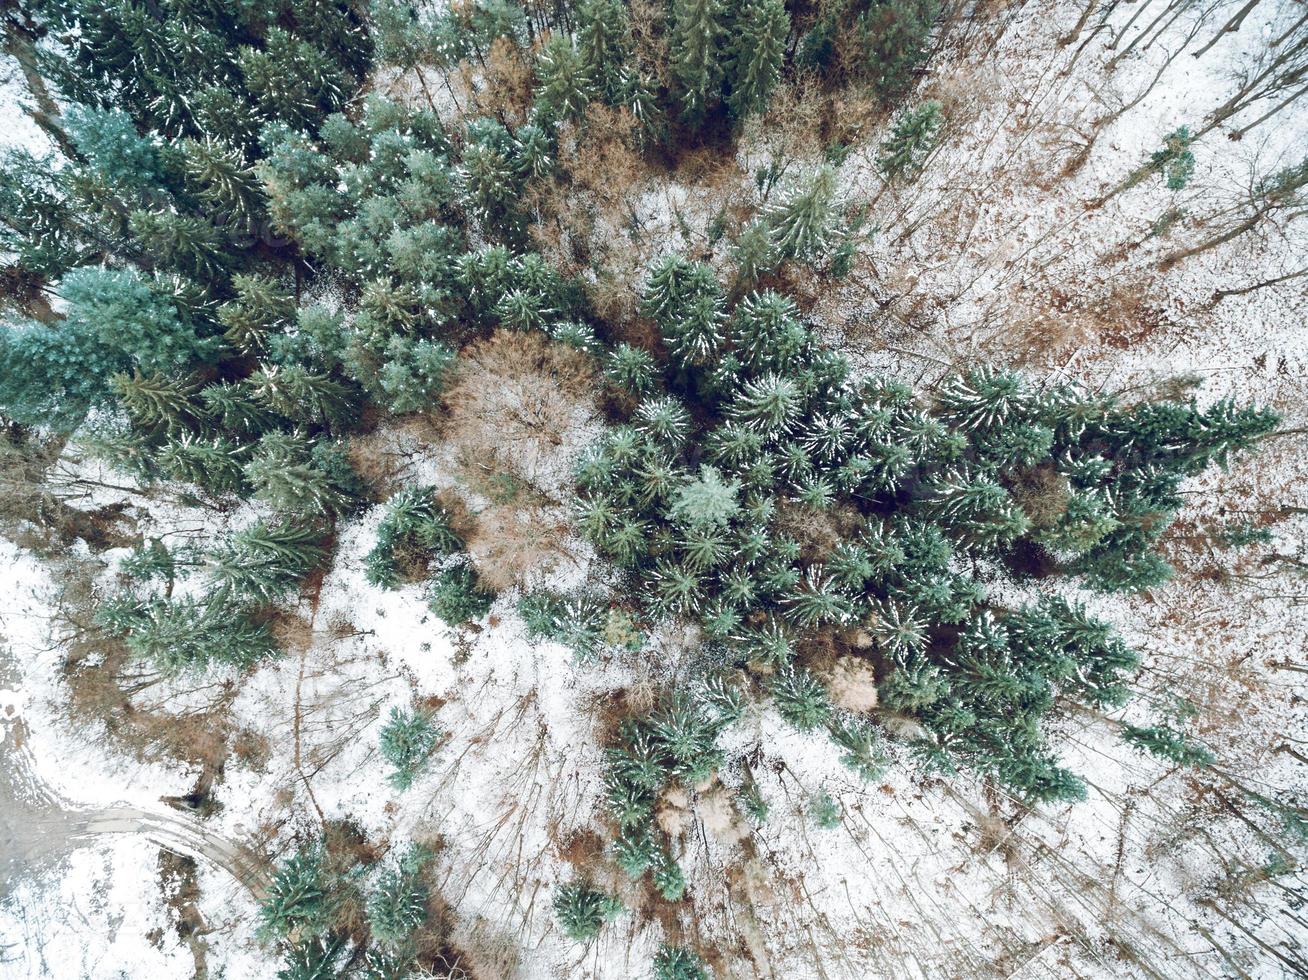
726 0 789 119
653 944 710 980
810 789 841 828
365 488 462 588
427 560 494 624
801 0 939 101
571 254 1272 805
244 432 362 517
553 881 622 942
379 707 443 790
367 845 432 948
670 0 730 123
772 666 833 731
534 35 596 125
259 844 335 942
878 100 944 182
98 595 276 672
277 934 348 980
1152 127 1196 190
1121 723 1215 767
652 853 687 901
206 521 325 605
0 268 220 429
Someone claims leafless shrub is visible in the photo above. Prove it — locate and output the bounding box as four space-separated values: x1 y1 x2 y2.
440 330 597 493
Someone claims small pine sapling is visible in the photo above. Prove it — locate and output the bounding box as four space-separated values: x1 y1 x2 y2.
427 560 495 624
553 882 623 942
652 944 711 980
878 100 944 183
379 706 443 790
809 789 841 829
367 845 432 949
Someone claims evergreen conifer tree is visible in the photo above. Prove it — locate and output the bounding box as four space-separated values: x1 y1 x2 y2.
427 560 494 624
259 843 334 941
534 35 596 125
367 845 432 948
726 0 788 119
553 882 622 942
670 0 729 122
764 165 840 260
379 706 443 791
878 100 944 182
206 521 325 605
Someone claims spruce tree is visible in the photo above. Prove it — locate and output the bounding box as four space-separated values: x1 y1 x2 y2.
427 560 494 624
379 707 443 790
878 100 944 183
653 945 710 980
764 165 840 261
259 843 334 942
670 0 729 122
726 0 788 119
534 35 596 126
206 521 325 606
367 845 432 948
553 882 622 942
577 0 630 96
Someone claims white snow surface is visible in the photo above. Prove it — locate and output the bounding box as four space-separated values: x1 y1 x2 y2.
2 1 1308 977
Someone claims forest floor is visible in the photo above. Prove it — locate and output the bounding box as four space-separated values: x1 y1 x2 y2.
1 0 1306 977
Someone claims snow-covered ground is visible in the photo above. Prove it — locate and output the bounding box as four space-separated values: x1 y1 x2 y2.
1 1 1306 977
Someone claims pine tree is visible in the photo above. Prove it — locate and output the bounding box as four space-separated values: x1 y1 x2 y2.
878 100 944 183
277 934 348 980
427 560 494 624
670 0 729 122
726 0 788 119
259 843 334 942
764 165 840 260
850 0 939 101
650 695 725 782
112 370 202 434
772 666 833 732
534 34 596 125
662 291 726 367
1120 722 1214 767
829 715 890 782
809 788 841 828
935 367 1032 433
219 275 295 355
183 136 265 233
785 567 853 626
731 290 807 372
367 845 432 948
652 853 686 901
206 521 325 606
577 0 630 95
731 219 776 285
604 343 658 396
366 487 462 588
635 396 693 447
102 595 276 672
612 826 660 878
379 707 443 790
553 882 622 942
244 432 361 517
728 373 802 433
651 942 711 978
866 600 928 661
128 207 232 282
669 466 741 529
